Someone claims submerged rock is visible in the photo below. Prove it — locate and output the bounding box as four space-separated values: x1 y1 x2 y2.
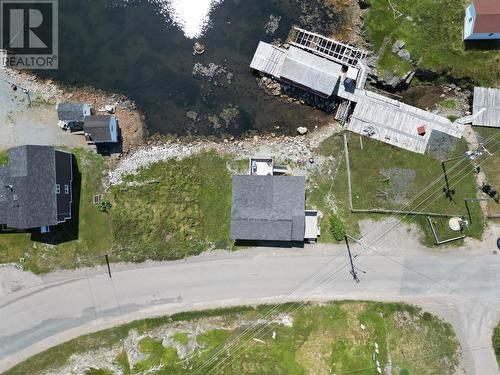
192 41 205 55
264 15 281 35
186 111 198 122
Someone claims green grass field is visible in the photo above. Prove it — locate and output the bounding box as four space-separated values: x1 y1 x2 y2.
308 133 484 246
0 148 113 274
3 302 460 375
110 151 234 263
0 150 238 273
365 0 500 85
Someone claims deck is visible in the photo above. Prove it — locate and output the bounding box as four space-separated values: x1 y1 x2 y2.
472 87 500 128
289 27 367 68
348 91 464 154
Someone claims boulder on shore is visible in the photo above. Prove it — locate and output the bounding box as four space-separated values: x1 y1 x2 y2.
297 127 308 135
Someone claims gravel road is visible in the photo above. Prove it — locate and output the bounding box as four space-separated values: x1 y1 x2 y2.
1 221 499 374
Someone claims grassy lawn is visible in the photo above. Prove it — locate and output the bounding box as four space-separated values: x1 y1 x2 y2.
3 301 460 375
474 127 500 216
308 133 484 246
365 0 500 85
0 150 238 272
110 151 234 263
438 99 457 110
0 148 113 274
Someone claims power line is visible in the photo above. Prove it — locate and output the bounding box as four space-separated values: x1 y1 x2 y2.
196 130 500 374
210 133 500 374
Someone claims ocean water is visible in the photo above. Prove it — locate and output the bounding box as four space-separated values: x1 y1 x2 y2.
41 0 336 137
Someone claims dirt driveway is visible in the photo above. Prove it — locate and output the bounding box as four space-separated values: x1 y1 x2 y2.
0 70 87 151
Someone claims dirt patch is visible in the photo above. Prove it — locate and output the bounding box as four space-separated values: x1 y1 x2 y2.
324 0 368 47
400 86 445 110
379 168 417 205
63 88 146 154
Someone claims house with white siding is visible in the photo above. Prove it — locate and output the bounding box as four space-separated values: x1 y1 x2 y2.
464 0 500 40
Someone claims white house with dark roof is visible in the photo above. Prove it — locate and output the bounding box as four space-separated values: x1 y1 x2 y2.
83 115 119 144
0 145 73 232
464 0 500 40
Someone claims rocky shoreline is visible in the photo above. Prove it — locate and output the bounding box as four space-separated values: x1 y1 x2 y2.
107 122 341 186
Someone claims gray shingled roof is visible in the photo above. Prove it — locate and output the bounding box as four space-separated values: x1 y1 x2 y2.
57 102 86 122
0 146 73 230
280 46 342 98
8 146 58 229
84 115 113 142
231 175 306 241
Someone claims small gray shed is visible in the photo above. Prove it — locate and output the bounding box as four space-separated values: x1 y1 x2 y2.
83 115 119 144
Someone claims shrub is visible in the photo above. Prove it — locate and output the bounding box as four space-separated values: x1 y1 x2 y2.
98 201 112 213
330 215 346 241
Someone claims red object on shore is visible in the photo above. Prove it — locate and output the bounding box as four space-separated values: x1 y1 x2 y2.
417 125 426 136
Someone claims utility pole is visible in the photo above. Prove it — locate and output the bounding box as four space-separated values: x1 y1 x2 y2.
344 235 360 283
105 254 112 278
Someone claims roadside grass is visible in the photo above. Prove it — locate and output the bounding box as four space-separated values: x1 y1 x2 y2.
365 0 500 86
171 332 189 346
308 133 484 246
493 322 500 368
110 151 233 263
474 127 500 216
0 149 113 274
3 301 460 375
0 150 7 166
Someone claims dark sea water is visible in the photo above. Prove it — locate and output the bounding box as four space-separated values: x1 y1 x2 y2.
40 0 336 137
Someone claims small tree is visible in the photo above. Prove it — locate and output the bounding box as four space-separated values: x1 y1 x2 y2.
98 200 112 213
329 215 346 241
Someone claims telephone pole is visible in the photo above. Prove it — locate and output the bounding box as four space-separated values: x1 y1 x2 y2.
344 235 360 283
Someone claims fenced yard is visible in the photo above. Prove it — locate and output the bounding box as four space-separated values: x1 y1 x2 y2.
308 132 484 246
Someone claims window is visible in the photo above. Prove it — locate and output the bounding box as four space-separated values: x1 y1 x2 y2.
489 33 494 36
55 184 60 194
64 185 69 194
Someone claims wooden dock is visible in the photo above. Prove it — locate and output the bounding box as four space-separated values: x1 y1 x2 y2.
249 28 465 154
